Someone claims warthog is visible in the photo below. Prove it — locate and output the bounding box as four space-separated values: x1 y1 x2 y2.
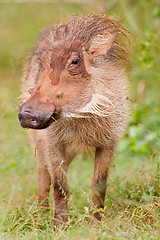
18 15 130 227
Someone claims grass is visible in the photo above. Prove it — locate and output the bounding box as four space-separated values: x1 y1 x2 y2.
0 0 160 239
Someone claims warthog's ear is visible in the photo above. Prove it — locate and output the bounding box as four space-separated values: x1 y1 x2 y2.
55 25 68 40
89 29 117 58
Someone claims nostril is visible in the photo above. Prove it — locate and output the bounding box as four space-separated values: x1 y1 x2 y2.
23 109 32 114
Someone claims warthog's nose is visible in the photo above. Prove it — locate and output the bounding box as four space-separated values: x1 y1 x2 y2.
18 109 49 129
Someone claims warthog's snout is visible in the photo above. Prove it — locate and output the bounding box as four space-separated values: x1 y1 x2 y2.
19 108 49 129
19 102 59 129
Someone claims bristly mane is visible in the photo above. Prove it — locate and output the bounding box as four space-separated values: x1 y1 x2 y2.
35 14 131 65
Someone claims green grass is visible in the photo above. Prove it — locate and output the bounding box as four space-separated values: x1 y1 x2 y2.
0 0 160 239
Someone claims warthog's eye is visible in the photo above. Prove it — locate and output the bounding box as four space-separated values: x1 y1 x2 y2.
68 57 83 76
70 58 80 66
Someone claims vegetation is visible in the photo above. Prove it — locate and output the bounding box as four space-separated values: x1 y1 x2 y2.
0 0 160 239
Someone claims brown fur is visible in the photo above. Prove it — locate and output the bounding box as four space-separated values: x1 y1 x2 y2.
19 14 130 227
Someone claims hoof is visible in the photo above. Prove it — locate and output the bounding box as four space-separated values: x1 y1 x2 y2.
53 213 68 230
89 208 104 224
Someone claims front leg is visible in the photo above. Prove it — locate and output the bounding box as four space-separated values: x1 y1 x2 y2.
38 158 51 209
91 145 114 220
35 135 75 228
49 144 74 228
53 165 69 227
32 131 51 209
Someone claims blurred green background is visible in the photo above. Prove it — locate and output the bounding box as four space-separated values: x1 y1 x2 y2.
0 0 160 239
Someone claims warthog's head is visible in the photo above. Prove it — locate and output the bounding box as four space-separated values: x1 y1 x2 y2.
18 15 126 129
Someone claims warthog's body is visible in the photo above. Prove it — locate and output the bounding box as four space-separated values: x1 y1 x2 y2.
19 15 130 226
